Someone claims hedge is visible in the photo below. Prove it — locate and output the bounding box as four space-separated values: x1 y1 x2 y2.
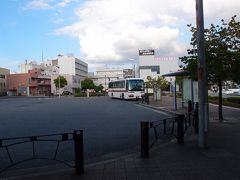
74 92 106 97
226 97 240 104
208 96 240 108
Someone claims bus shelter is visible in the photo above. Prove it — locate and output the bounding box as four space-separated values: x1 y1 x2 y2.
162 70 198 111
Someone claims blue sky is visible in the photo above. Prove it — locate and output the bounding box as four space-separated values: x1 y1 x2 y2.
0 0 83 72
1 0 239 72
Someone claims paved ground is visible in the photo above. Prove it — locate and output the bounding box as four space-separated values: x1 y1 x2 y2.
1 95 240 179
0 96 171 172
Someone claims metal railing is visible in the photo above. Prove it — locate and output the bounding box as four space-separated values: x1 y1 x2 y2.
0 130 84 175
141 114 185 158
148 117 176 148
140 100 200 158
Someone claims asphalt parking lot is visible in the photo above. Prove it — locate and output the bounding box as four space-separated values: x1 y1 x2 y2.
0 96 171 167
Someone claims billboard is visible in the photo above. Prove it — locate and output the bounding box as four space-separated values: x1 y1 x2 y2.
139 49 154 56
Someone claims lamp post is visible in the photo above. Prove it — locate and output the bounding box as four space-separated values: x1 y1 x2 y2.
104 75 106 91
56 66 60 99
58 75 60 99
128 58 136 78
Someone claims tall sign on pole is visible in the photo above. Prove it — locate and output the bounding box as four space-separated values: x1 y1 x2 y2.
196 0 208 147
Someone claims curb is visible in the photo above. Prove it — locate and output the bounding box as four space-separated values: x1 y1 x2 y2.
138 103 186 116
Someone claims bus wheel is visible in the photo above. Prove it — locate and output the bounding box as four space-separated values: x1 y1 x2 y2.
122 93 124 100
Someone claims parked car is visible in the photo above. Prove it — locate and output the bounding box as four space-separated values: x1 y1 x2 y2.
222 89 240 95
62 91 73 95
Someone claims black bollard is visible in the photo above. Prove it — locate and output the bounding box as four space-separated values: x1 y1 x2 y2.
176 115 184 144
188 100 192 126
163 119 166 135
194 103 199 134
141 121 149 158
74 130 84 175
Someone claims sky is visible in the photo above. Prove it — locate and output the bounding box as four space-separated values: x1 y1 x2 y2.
0 0 239 73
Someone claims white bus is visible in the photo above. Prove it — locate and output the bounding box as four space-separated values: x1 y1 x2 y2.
108 78 145 100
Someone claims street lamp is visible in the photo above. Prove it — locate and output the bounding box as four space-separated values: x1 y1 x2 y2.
128 58 136 78
56 66 60 99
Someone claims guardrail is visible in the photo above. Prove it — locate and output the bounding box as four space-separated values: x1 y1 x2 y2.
141 100 199 158
0 130 84 175
141 114 185 158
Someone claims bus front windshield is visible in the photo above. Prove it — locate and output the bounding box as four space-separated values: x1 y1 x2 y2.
128 80 144 91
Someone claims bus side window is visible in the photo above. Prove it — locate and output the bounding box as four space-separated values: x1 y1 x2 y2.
126 80 129 90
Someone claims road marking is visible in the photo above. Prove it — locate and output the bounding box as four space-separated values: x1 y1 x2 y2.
209 103 240 111
135 104 172 116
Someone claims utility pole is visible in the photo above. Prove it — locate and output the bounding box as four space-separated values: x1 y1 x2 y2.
56 66 61 99
196 0 208 148
58 75 60 99
133 64 135 78
105 75 106 91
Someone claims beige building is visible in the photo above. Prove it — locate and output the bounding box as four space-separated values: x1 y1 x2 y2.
19 60 42 73
0 67 10 95
94 68 134 90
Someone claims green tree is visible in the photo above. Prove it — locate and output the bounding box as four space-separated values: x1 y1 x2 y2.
75 87 81 94
81 78 95 91
54 76 68 89
94 84 104 93
180 15 240 121
146 76 170 91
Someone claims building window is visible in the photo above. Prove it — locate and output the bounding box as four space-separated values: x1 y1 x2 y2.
0 74 5 79
139 65 160 74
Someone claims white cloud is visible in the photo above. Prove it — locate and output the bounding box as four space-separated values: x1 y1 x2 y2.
55 0 240 67
24 0 54 10
24 0 75 10
56 0 73 7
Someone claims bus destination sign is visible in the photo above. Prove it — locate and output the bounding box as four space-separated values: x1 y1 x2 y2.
139 50 154 56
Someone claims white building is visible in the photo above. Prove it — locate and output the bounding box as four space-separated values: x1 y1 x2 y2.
19 60 42 73
139 49 179 82
94 68 133 90
49 54 88 94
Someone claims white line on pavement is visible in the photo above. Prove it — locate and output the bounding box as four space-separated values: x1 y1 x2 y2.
135 104 172 116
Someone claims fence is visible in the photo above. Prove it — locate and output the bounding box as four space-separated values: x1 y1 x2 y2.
141 100 199 158
0 130 84 175
141 114 185 158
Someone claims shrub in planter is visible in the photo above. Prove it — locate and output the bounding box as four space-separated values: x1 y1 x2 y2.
74 93 87 97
